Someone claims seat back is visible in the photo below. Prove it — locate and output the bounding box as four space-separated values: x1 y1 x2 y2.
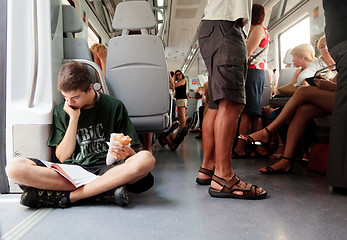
62 5 92 61
106 1 170 132
262 69 272 106
62 5 107 92
283 48 293 67
278 68 297 88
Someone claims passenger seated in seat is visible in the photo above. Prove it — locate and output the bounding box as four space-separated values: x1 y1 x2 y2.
259 43 317 158
240 37 336 174
6 62 155 208
282 43 316 91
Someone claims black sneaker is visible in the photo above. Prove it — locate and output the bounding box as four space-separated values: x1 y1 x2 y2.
20 187 71 208
94 185 129 207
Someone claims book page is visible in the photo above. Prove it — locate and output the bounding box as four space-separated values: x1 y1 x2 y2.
39 160 99 188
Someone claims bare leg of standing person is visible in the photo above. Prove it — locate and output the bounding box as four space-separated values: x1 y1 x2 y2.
209 99 266 198
196 108 217 185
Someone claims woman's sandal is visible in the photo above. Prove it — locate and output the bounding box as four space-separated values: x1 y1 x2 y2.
196 167 214 185
239 127 273 147
208 175 267 200
260 156 294 175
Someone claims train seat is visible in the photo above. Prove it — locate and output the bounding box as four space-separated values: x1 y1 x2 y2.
269 67 297 108
62 5 107 92
62 5 91 60
106 1 171 132
262 69 272 106
277 67 297 88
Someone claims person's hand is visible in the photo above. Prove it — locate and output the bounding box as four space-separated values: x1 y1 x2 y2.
63 101 80 120
314 76 336 91
109 142 136 161
96 47 107 60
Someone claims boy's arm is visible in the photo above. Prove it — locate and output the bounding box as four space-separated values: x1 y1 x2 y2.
55 102 80 163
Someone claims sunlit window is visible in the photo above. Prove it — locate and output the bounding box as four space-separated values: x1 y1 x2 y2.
158 23 163 31
88 24 100 48
157 0 164 7
279 17 310 69
158 12 163 21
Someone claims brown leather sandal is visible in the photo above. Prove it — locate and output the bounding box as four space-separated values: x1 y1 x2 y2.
196 167 214 185
208 175 267 200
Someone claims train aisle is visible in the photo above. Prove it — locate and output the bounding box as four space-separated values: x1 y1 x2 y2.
1 133 347 239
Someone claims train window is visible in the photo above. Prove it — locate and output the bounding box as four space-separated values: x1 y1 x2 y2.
284 0 303 15
156 0 164 7
88 23 101 47
279 17 310 69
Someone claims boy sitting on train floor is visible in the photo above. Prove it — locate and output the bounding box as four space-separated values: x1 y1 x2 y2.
5 61 155 208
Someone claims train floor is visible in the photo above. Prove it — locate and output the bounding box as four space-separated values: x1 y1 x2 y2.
1 133 346 240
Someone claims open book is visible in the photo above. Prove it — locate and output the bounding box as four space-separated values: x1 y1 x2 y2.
39 160 99 188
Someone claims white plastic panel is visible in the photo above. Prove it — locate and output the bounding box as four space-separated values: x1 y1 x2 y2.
6 0 64 192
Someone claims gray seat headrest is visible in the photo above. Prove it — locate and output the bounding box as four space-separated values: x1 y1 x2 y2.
62 5 82 34
112 1 156 31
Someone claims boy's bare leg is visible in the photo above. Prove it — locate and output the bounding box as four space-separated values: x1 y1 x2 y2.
6 151 155 203
70 151 155 203
6 158 77 191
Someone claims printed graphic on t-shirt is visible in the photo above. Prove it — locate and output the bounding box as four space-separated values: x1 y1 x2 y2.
75 123 108 161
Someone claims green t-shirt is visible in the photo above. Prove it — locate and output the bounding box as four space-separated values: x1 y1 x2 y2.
47 93 140 166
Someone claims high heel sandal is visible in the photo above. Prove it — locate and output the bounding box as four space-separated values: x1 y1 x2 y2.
239 127 273 147
260 156 294 175
196 167 214 185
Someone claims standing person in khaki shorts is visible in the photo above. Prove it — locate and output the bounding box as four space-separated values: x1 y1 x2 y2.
195 0 267 199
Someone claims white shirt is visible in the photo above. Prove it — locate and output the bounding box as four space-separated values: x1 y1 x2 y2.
294 59 336 87
203 0 252 25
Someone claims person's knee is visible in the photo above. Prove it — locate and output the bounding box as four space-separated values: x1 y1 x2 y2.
135 150 156 173
294 85 308 97
177 108 185 118
219 99 244 115
5 157 30 180
294 105 312 121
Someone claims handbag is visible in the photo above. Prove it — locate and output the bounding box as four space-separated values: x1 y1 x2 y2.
278 81 297 96
307 142 329 175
